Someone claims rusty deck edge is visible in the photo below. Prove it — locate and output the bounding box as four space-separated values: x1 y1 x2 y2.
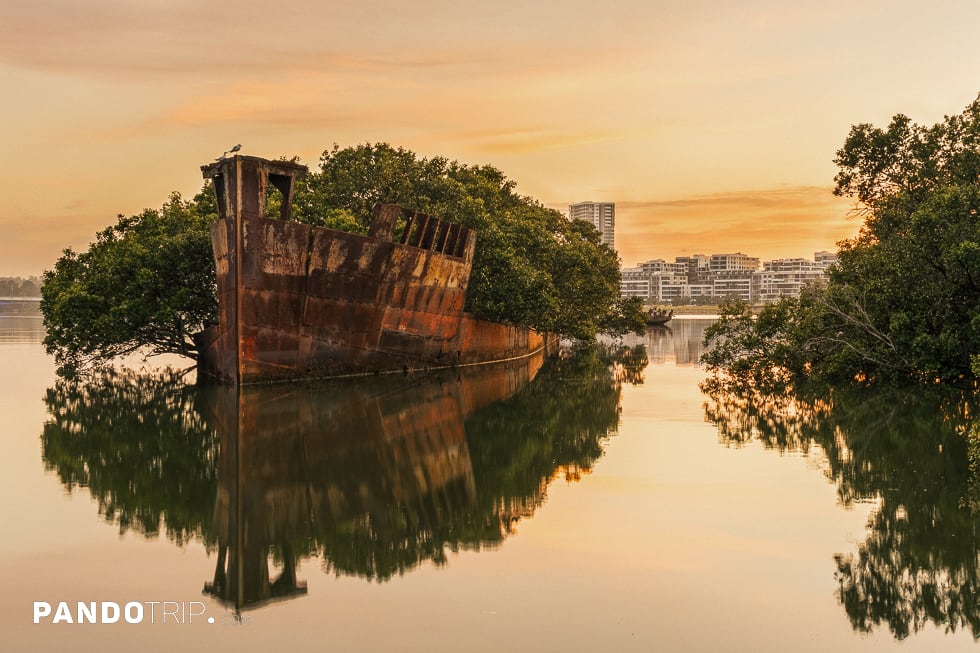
200 333 559 386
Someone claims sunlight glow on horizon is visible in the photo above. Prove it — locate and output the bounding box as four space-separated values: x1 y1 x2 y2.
1 1 978 276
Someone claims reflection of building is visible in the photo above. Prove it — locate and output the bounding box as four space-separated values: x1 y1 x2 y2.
621 318 712 366
569 201 615 248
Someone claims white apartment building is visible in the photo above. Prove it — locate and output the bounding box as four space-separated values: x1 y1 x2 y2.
674 255 709 279
650 273 691 302
755 257 828 302
764 258 810 272
814 251 837 269
620 267 651 298
712 273 754 302
620 251 834 303
569 201 615 249
638 259 687 275
709 253 761 273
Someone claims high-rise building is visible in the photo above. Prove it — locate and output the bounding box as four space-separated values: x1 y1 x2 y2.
569 202 615 248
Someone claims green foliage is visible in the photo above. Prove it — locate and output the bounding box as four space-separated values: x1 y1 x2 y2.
40 192 217 376
699 96 980 635
826 185 980 382
704 96 980 387
318 207 367 234
301 143 641 339
604 296 649 335
42 145 640 374
833 101 980 209
700 297 807 393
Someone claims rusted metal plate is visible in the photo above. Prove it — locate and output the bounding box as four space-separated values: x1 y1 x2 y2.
198 155 554 385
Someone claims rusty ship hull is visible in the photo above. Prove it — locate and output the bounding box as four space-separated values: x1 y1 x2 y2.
197 155 556 385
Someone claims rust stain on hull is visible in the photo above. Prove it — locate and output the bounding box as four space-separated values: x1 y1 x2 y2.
197 155 557 385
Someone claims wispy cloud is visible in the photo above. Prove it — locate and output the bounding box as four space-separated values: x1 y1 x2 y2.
3 0 978 277
453 128 627 154
618 186 844 211
613 186 856 264
0 1 639 80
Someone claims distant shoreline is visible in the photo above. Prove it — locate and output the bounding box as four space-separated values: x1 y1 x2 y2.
0 298 42 317
655 304 722 315
648 303 768 316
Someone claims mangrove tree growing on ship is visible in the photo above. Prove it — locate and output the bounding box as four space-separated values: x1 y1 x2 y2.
703 96 980 389
41 145 644 375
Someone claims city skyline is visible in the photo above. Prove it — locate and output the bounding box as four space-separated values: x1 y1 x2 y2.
2 1 979 276
622 248 835 269
621 249 836 304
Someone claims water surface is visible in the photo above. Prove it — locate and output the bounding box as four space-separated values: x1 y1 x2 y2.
2 310 976 651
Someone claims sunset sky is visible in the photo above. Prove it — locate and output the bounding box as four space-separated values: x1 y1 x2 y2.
2 0 979 276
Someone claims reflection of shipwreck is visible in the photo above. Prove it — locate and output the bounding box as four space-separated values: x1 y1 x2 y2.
197 155 556 385
201 351 546 610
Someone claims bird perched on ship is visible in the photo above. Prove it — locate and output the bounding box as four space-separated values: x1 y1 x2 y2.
216 144 242 160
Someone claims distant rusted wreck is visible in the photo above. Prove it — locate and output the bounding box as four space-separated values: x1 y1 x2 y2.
196 155 556 385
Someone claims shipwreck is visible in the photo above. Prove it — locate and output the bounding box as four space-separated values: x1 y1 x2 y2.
196 155 557 385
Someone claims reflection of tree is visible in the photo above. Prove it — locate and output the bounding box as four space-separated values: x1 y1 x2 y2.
703 386 828 455
41 368 218 545
39 345 644 603
450 344 634 541
313 344 640 580
965 421 980 515
610 343 648 386
703 381 979 639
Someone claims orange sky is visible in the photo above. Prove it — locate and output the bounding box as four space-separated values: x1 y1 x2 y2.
1 0 978 275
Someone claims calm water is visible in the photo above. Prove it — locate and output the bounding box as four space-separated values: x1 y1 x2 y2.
2 305 977 652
